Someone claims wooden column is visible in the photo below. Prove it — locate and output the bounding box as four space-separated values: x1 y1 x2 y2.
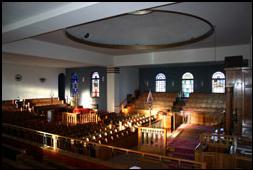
52 135 58 150
225 86 233 135
137 127 142 149
173 113 176 131
164 129 167 155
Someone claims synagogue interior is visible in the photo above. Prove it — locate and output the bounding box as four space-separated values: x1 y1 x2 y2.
2 2 252 169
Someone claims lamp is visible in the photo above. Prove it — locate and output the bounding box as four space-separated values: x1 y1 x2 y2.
129 10 152 15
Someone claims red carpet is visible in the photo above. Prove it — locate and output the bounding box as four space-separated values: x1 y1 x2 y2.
168 124 213 160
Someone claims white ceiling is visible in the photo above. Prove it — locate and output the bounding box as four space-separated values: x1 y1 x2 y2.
2 52 91 68
157 2 252 47
2 2 70 26
2 2 252 68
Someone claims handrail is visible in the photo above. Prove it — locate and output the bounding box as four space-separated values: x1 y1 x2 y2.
200 132 237 144
3 123 206 168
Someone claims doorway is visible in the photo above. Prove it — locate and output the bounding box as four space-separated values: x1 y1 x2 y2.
58 73 65 101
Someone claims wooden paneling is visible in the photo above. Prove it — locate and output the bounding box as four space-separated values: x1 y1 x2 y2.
195 148 252 169
225 67 252 136
129 92 178 113
225 87 233 134
183 93 225 126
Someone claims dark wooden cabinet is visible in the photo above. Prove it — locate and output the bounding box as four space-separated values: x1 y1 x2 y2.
225 67 252 136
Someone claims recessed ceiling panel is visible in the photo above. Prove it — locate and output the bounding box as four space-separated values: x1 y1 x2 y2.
65 10 214 50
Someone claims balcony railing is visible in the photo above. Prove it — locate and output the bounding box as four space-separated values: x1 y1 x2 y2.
3 123 206 169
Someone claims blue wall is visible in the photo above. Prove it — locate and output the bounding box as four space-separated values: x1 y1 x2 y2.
139 63 224 93
65 63 225 111
66 66 107 111
118 67 139 102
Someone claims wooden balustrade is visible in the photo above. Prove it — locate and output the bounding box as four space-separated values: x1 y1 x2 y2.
196 133 251 169
200 133 237 146
26 98 64 107
3 123 206 169
127 92 178 114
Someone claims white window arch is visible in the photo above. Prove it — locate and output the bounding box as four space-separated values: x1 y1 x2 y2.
212 71 225 93
91 72 100 97
182 72 194 98
155 73 166 92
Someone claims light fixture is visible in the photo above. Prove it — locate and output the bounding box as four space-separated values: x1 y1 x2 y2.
129 9 152 15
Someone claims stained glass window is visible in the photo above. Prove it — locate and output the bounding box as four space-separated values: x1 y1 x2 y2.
212 71 225 93
182 72 194 98
92 72 100 97
71 72 79 96
155 73 166 92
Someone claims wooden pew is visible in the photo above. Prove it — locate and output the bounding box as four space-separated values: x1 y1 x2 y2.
183 93 225 126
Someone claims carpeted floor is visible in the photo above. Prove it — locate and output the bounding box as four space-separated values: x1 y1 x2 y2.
168 124 213 160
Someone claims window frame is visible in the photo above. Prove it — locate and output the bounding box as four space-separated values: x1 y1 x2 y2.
155 73 166 92
91 72 100 98
182 72 194 98
212 71 225 93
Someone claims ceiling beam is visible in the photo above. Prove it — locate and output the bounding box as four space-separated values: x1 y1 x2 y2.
2 2 172 44
2 39 113 66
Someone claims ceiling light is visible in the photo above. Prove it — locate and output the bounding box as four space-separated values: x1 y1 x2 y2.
129 10 152 15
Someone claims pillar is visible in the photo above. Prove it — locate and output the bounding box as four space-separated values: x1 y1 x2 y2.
107 67 120 113
225 86 233 135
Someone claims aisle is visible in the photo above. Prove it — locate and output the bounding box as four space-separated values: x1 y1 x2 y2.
167 124 213 160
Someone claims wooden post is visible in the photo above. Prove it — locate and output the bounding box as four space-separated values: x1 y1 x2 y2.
225 86 233 135
138 127 142 150
173 112 176 131
149 105 152 127
52 135 57 150
201 162 207 169
164 129 167 155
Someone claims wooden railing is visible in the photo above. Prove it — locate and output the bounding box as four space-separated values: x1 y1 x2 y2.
3 123 206 169
200 133 237 145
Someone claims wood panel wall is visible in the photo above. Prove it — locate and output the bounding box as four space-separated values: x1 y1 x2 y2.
225 67 252 136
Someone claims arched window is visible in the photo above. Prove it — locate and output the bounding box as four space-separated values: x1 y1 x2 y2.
212 71 225 93
91 72 100 97
71 73 79 96
182 72 194 98
155 73 166 92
